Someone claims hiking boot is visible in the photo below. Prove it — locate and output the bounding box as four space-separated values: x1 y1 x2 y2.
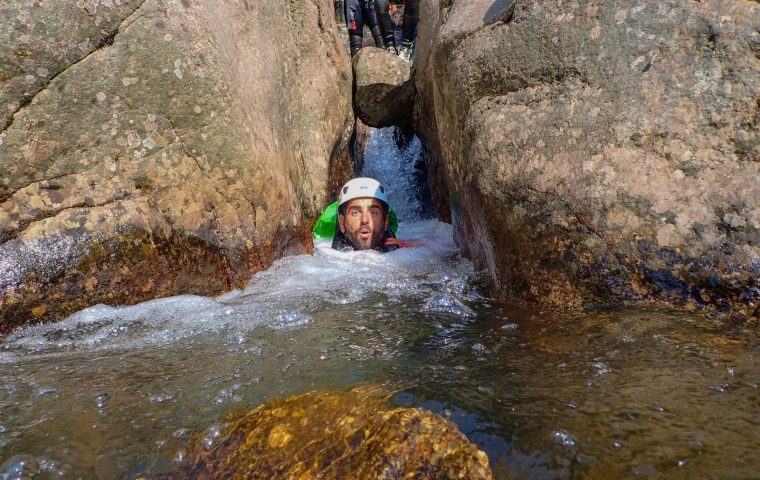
398 45 413 63
385 44 398 55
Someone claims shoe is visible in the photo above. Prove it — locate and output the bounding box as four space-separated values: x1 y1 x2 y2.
385 44 397 54
398 45 413 63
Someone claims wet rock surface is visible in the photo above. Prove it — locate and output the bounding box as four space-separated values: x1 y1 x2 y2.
414 0 759 315
144 386 493 479
353 47 415 128
0 0 354 332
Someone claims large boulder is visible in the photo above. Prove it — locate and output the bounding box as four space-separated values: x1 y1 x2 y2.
0 0 354 332
353 47 415 127
143 386 493 479
415 0 759 315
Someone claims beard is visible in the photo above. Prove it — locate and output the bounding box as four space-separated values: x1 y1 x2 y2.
345 225 384 250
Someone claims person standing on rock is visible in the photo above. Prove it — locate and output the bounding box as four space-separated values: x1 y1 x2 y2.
334 0 346 24
374 0 419 61
373 0 399 53
345 0 385 57
398 0 419 62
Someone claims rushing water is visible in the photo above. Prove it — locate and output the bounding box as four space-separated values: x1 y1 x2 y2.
1 128 759 480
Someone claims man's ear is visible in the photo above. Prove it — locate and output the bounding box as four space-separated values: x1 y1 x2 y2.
384 213 389 229
338 214 346 234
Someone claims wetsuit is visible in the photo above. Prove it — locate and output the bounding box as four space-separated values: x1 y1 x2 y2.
373 0 397 49
332 227 401 253
400 0 419 51
374 0 419 51
344 0 384 56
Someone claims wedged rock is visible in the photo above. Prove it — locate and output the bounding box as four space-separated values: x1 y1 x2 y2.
142 386 493 479
415 0 760 315
0 0 354 333
353 47 415 128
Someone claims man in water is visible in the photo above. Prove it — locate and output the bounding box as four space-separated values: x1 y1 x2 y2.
374 0 419 61
332 177 400 252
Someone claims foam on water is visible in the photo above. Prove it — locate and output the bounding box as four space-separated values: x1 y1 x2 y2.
0 220 471 362
242 219 461 298
0 295 230 360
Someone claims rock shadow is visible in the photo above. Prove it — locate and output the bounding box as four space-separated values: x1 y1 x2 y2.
484 0 516 26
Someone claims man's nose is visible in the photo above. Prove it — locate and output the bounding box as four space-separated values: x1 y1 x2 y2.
360 210 370 224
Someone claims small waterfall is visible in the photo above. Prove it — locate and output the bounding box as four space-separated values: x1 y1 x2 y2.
360 127 434 222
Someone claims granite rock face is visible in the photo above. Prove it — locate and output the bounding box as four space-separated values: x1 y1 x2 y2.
415 0 759 315
352 46 415 128
144 386 493 479
0 0 354 332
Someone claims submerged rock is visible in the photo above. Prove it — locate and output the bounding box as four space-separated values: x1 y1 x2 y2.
414 0 759 315
0 0 354 332
145 386 492 479
353 47 415 128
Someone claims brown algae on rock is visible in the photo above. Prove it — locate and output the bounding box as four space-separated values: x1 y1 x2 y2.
146 386 493 479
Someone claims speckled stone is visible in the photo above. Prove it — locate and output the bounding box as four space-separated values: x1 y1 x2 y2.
0 0 354 332
352 47 415 128
414 0 759 316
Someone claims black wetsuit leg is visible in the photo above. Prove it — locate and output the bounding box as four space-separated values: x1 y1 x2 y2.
401 0 419 49
346 0 384 55
374 0 396 49
345 0 365 56
363 0 384 49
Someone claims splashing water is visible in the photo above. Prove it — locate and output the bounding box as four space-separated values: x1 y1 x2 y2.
1 128 760 479
361 127 432 222
1 220 469 362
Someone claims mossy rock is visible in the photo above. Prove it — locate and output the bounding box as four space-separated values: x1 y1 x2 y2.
147 386 492 479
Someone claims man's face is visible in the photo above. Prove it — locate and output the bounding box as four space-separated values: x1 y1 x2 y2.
338 198 388 250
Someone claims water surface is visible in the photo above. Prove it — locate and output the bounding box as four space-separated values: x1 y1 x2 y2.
1 128 758 480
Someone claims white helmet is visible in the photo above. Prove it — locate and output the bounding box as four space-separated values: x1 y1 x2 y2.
338 177 389 207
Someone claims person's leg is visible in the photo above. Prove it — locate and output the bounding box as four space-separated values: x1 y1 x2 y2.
364 0 384 49
397 0 418 61
374 0 396 51
335 0 345 24
400 0 419 49
345 0 364 56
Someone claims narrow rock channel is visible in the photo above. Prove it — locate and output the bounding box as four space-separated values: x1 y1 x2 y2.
0 0 758 479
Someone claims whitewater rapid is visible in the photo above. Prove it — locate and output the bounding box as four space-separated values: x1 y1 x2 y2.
0 219 479 364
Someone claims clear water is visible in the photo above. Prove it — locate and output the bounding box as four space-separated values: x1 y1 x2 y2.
1 128 759 480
